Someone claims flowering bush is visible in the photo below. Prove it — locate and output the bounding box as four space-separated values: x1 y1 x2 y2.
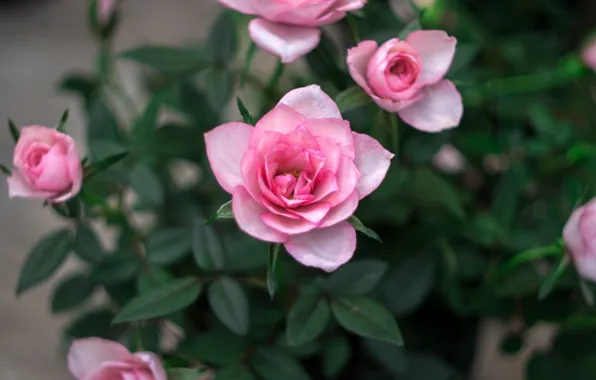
6 0 596 379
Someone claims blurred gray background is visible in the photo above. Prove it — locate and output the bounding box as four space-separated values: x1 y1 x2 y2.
0 0 553 378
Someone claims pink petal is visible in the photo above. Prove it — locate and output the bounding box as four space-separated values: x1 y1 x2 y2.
312 170 339 201
134 352 167 380
7 171 55 199
398 80 463 133
264 1 335 26
335 0 367 12
205 122 254 194
352 132 394 199
301 118 355 159
406 30 457 85
67 338 132 380
249 18 321 64
582 39 596 71
233 185 288 243
323 155 360 206
278 85 342 119
316 136 341 173
34 144 71 191
241 149 263 200
261 212 318 234
284 221 356 272
346 40 378 95
250 104 307 148
564 207 587 259
218 0 256 14
580 207 596 251
291 202 332 224
319 190 359 228
261 197 301 219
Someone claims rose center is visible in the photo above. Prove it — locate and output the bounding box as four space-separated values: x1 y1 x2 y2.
26 147 49 168
388 57 418 86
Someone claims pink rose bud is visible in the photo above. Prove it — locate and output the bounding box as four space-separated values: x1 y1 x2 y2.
205 85 393 272
563 198 596 282
582 36 596 72
347 31 463 133
7 126 83 203
431 144 465 173
219 0 367 63
98 0 117 25
68 338 167 380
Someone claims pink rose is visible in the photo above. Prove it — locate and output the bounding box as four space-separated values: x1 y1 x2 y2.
98 0 118 25
582 36 596 72
7 126 82 203
219 0 367 63
347 30 463 133
205 85 393 272
431 144 465 174
68 338 167 380
563 198 596 282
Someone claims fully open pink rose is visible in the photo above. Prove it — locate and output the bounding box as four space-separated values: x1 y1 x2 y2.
582 36 596 72
205 85 393 271
563 198 596 282
68 338 167 380
220 0 367 63
347 30 463 133
7 126 82 203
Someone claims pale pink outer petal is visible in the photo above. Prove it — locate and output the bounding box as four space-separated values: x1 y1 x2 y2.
284 221 356 272
291 202 332 224
249 18 321 64
218 0 257 14
205 122 254 194
7 171 55 199
563 204 596 281
13 125 57 169
334 0 367 12
67 338 132 380
233 185 288 243
406 30 457 85
323 155 360 206
278 85 342 119
346 40 378 95
582 39 596 71
35 145 71 192
261 212 318 234
397 80 463 133
300 118 355 159
87 362 140 380
319 190 359 228
50 138 84 203
134 352 167 380
352 132 394 199
373 95 421 113
250 104 307 147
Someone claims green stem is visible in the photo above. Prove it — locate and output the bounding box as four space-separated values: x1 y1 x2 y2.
346 14 360 43
464 55 587 105
387 112 400 156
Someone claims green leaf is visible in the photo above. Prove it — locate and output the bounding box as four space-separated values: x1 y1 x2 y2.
56 109 69 133
65 309 125 341
130 162 164 206
492 165 524 227
166 368 206 380
114 277 202 323
496 243 563 277
84 152 129 180
347 215 382 243
16 229 73 295
215 365 256 380
236 98 255 126
331 296 403 345
402 353 455 380
286 295 331 346
208 276 249 335
335 86 372 113
538 255 570 300
268 243 282 299
207 11 238 63
240 41 257 88
383 254 436 315
51 199 82 219
326 260 388 296
90 252 142 285
366 339 407 375
305 33 346 89
205 200 234 225
579 278 594 306
132 91 165 143
0 164 11 175
88 97 121 140
51 273 96 313
322 336 351 378
73 224 105 264
405 169 465 219
397 19 421 39
179 329 247 365
203 67 234 110
137 268 174 292
251 347 311 380
146 228 191 265
8 118 19 142
119 45 209 75
57 73 99 110
192 217 225 270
